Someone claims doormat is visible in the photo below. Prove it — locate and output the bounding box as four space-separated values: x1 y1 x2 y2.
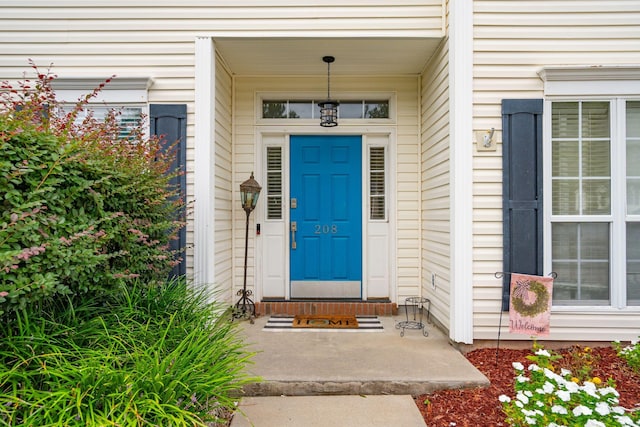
263 315 383 332
294 314 358 328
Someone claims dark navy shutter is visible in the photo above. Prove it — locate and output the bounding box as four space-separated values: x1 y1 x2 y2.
150 104 187 278
502 99 544 311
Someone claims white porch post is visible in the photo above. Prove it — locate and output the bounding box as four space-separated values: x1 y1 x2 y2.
449 0 474 344
194 37 216 288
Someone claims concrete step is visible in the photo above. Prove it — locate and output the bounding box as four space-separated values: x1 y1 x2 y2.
238 315 489 397
229 395 428 427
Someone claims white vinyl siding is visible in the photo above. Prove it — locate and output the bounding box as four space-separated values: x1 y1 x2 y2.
0 2 444 45
421 38 451 333
393 81 422 303
473 0 640 341
214 58 234 302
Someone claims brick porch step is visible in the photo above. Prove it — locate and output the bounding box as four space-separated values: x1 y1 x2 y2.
255 301 397 316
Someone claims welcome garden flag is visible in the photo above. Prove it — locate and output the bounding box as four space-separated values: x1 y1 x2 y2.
509 273 554 336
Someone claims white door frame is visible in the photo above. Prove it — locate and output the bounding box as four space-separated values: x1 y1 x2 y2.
254 126 396 303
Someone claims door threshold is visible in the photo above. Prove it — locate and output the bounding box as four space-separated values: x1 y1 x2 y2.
255 300 397 316
261 298 391 303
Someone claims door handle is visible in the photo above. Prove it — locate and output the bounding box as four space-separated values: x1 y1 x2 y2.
291 221 297 250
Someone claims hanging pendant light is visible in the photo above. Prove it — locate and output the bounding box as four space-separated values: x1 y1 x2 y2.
318 56 339 127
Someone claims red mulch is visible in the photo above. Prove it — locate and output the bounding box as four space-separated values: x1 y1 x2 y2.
414 346 640 427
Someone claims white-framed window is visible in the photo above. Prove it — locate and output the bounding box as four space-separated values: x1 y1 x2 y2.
60 104 145 139
541 67 640 308
262 99 390 120
52 77 152 138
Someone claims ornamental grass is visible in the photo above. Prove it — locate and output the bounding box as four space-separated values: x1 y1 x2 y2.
0 279 258 426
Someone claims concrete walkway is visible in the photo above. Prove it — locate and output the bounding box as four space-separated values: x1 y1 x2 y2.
230 315 488 427
230 395 427 427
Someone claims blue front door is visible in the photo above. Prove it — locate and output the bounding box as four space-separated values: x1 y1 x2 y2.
290 135 362 298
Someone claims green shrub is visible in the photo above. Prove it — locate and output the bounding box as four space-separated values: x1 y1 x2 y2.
0 64 184 316
614 339 640 374
0 279 257 426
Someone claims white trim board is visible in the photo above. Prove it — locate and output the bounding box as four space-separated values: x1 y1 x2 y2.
448 0 474 344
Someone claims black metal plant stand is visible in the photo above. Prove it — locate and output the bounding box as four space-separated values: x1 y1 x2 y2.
396 296 430 337
234 208 255 321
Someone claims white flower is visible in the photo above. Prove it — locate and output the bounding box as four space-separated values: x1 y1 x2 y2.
583 381 596 389
565 381 579 393
551 405 568 415
582 381 599 398
512 361 525 371
544 368 563 383
599 386 620 398
516 391 529 404
515 400 524 408
535 401 544 408
498 395 511 403
611 406 626 415
535 348 551 357
584 420 605 427
516 374 530 383
556 390 571 402
594 402 611 416
524 390 533 397
542 381 555 394
525 417 537 425
614 415 636 426
528 363 541 371
572 405 593 416
560 368 572 377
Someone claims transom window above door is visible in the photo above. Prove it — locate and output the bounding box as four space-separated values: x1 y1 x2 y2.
262 99 389 119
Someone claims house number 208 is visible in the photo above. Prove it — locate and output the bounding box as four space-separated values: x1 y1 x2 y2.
314 224 338 234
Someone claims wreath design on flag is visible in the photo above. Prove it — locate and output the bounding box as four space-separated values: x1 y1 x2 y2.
511 279 550 317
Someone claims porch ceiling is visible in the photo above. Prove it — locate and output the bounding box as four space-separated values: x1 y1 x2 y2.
213 37 442 76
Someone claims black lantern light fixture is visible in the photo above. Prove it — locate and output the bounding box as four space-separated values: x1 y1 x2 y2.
318 55 339 127
234 172 262 320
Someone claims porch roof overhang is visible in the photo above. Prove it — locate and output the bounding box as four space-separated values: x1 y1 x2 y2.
212 37 442 76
